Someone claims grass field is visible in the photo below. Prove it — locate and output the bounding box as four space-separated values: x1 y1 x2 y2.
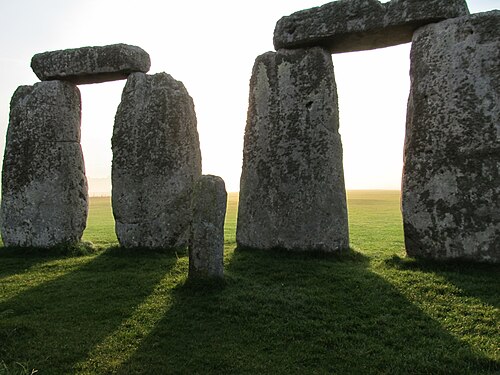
0 191 499 374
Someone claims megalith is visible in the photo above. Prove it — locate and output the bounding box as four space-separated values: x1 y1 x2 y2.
112 72 202 249
402 11 500 263
1 81 88 247
31 44 151 85
189 175 227 280
273 0 469 53
237 47 349 252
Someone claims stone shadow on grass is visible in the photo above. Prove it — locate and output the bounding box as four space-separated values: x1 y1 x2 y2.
384 255 500 310
117 247 499 374
0 246 180 373
0 244 97 280
0 247 63 280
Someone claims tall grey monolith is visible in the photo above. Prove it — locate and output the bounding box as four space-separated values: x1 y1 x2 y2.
112 72 202 248
189 175 227 280
1 81 88 247
237 47 349 252
402 11 500 263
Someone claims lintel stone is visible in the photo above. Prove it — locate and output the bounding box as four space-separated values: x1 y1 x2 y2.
31 43 151 85
273 0 470 53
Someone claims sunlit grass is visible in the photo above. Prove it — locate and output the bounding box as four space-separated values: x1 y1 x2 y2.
347 190 404 256
82 193 239 247
82 196 117 247
74 258 184 373
0 257 95 301
0 191 498 374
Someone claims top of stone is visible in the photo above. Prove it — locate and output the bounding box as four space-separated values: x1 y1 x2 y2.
31 43 151 85
273 0 470 53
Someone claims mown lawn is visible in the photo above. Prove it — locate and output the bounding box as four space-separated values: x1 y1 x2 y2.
0 191 498 374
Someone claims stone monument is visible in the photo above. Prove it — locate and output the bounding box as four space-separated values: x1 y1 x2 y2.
189 175 227 280
402 11 500 263
237 47 349 252
1 81 88 247
112 72 202 248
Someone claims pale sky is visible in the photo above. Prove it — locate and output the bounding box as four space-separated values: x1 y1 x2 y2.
0 0 497 193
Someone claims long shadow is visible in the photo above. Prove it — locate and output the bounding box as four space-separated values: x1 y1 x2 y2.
385 256 500 309
0 247 179 373
117 247 499 374
0 246 73 280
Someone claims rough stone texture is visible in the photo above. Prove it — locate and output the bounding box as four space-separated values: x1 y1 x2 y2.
31 43 151 85
237 47 349 252
1 81 88 247
274 0 470 53
189 175 227 280
402 11 500 263
112 72 202 249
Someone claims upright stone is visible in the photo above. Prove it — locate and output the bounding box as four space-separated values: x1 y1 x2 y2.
112 72 202 249
274 0 469 53
237 47 349 252
189 175 227 280
31 44 151 85
1 81 88 247
403 11 500 263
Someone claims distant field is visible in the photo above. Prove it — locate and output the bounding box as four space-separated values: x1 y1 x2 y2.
83 191 402 253
347 190 404 256
1 191 498 374
82 193 240 246
82 197 116 247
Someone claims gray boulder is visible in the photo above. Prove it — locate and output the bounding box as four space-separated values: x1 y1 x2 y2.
189 175 227 280
237 47 349 252
402 11 500 263
1 81 88 247
274 0 469 53
112 72 202 249
31 43 151 85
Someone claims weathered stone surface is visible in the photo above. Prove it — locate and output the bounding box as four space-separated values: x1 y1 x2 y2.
112 72 202 249
31 43 151 85
237 47 349 252
274 0 469 53
189 175 227 279
1 81 88 247
402 11 500 263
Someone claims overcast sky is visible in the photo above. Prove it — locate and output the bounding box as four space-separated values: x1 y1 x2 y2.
0 0 497 193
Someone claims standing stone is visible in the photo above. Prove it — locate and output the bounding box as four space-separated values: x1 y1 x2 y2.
273 0 469 53
189 175 227 280
112 72 202 249
402 11 500 263
237 47 349 252
31 44 151 85
1 81 88 247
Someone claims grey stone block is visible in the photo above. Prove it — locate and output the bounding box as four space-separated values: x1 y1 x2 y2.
189 175 227 280
1 81 88 247
402 11 500 263
31 43 151 85
112 72 202 249
237 47 349 253
273 0 469 53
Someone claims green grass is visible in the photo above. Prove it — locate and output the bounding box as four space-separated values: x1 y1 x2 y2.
82 196 117 247
0 191 498 374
